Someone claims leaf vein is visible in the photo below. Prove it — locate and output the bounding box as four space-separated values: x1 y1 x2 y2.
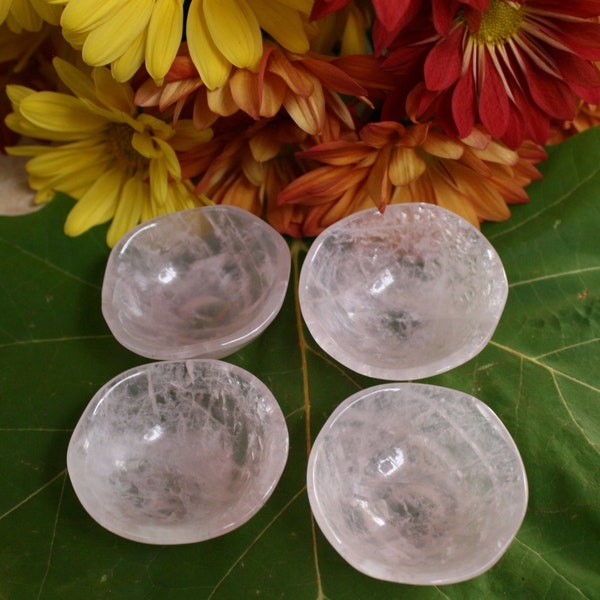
488 164 599 240
551 371 599 455
37 472 68 599
0 469 66 521
514 537 592 599
0 238 102 290
509 266 600 288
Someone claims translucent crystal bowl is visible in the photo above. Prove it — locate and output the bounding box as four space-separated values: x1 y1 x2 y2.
67 360 289 545
102 205 291 360
307 383 528 585
299 203 508 380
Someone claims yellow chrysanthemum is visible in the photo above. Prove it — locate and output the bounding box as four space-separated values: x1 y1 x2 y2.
0 0 61 32
186 0 315 90
57 0 184 84
5 57 212 246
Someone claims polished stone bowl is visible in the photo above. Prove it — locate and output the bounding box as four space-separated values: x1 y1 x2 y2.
307 383 528 585
67 360 289 545
299 203 508 380
102 205 290 360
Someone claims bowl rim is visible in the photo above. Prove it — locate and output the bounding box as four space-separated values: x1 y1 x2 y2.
298 203 508 380
306 382 529 585
102 205 291 360
67 358 290 545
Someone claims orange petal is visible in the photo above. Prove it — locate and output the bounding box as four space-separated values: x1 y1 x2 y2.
388 146 427 186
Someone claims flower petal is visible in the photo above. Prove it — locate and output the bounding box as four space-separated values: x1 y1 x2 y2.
61 0 123 32
64 168 124 236
110 29 147 82
146 0 183 84
424 26 463 90
252 0 310 54
81 0 153 66
19 92 107 137
106 175 145 247
186 0 231 89
389 147 426 186
203 0 262 69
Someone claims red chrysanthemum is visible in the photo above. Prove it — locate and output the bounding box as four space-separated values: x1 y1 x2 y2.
381 0 600 147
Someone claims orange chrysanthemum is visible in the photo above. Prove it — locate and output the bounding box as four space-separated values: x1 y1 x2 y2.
136 42 370 141
277 121 547 236
176 114 312 236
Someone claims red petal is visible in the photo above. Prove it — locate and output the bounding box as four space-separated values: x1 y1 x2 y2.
424 27 464 91
309 0 349 21
557 21 600 61
528 0 600 19
406 82 440 121
526 60 576 121
452 68 476 138
432 0 460 35
506 84 549 147
553 49 600 89
478 52 510 138
373 0 421 33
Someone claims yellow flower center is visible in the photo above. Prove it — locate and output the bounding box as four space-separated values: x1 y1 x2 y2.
107 122 147 172
472 0 524 45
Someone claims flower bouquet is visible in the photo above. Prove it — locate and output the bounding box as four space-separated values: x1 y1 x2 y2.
1 0 598 246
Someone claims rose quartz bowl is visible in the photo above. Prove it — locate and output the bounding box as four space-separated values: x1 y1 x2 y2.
67 359 289 544
299 203 508 380
102 205 290 360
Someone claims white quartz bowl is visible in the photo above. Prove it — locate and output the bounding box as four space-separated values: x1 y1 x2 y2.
102 205 291 360
307 383 528 585
299 203 508 380
67 360 289 545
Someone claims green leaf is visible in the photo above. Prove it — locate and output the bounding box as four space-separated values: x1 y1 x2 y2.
1 127 599 599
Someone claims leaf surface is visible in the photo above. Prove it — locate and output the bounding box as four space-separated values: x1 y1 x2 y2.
0 128 599 599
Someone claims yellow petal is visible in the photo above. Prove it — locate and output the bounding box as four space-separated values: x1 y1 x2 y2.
389 147 427 186
26 141 108 180
61 0 123 32
106 33 143 80
146 0 183 84
19 92 107 138
0 2 10 24
5 84 36 107
7 0 43 31
92 63 136 112
82 0 153 66
149 157 168 206
53 57 98 103
153 137 182 179
132 132 161 159
106 176 145 247
30 0 62 25
253 0 309 54
64 168 124 236
341 5 369 55
203 0 262 69
186 0 231 90
170 120 213 152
